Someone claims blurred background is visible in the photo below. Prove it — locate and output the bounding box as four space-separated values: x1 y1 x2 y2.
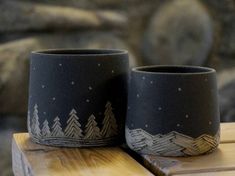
0 0 235 175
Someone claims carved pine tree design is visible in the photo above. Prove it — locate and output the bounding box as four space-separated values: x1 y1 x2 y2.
51 116 64 137
65 109 83 138
31 104 41 137
84 114 101 139
27 110 31 134
101 101 118 137
42 119 51 137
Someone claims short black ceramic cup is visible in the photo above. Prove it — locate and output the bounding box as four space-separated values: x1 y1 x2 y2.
28 49 129 147
126 65 220 156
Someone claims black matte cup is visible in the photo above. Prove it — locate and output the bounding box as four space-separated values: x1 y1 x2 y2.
126 65 220 156
28 49 129 147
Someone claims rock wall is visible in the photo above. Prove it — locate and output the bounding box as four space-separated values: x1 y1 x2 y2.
0 0 234 118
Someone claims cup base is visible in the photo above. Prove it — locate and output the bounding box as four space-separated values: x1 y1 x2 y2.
30 134 121 147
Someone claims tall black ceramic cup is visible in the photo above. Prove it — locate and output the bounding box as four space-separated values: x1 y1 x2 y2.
126 65 220 156
28 49 129 147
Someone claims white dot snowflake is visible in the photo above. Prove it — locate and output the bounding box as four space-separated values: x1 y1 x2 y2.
111 70 115 74
209 121 212 125
142 76 146 80
98 63 101 67
88 86 92 90
178 87 182 91
158 107 162 111
86 99 90 103
71 81 75 85
145 124 148 128
59 63 62 67
43 112 46 115
52 97 56 101
177 124 180 127
185 114 189 118
41 85 45 89
136 94 140 98
150 81 153 84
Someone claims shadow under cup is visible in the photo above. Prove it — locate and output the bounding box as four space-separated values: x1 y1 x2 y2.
126 65 220 156
28 49 129 147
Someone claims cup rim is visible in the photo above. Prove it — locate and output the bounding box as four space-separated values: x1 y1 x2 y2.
132 65 216 75
31 48 128 56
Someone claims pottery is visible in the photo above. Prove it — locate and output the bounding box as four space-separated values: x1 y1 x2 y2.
28 49 129 147
125 65 220 156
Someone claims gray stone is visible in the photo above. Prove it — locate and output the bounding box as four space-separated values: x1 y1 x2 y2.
219 79 235 122
0 116 26 176
0 33 136 115
0 39 31 116
0 0 127 32
217 67 235 89
202 0 235 56
142 0 213 65
22 0 124 9
0 129 14 176
218 67 235 122
75 32 137 67
89 0 125 7
125 0 163 65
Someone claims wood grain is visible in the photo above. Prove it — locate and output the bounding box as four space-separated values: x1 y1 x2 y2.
174 170 235 176
143 143 235 175
12 133 153 176
221 123 235 143
141 123 235 176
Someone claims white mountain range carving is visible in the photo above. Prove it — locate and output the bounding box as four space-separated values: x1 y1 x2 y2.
126 127 220 156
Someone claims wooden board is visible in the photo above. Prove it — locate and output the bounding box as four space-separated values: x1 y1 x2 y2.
174 170 235 176
12 133 153 176
142 143 235 175
221 123 235 143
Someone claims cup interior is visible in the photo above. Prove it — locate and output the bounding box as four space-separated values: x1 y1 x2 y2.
32 49 127 56
133 65 215 74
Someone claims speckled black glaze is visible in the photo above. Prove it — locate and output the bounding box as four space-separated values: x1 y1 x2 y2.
125 65 220 156
28 49 129 147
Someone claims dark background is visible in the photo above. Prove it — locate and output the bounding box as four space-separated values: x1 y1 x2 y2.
0 0 235 175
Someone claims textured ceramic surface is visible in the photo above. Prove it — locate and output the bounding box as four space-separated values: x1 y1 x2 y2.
126 65 220 156
28 49 129 147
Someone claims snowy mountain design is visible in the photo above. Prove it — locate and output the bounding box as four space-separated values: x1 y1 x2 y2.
126 127 220 156
28 101 119 147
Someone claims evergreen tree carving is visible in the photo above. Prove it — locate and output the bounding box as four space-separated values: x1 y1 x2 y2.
27 110 31 134
51 116 64 137
31 104 41 137
84 114 101 139
65 109 83 138
101 101 118 137
42 119 51 137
